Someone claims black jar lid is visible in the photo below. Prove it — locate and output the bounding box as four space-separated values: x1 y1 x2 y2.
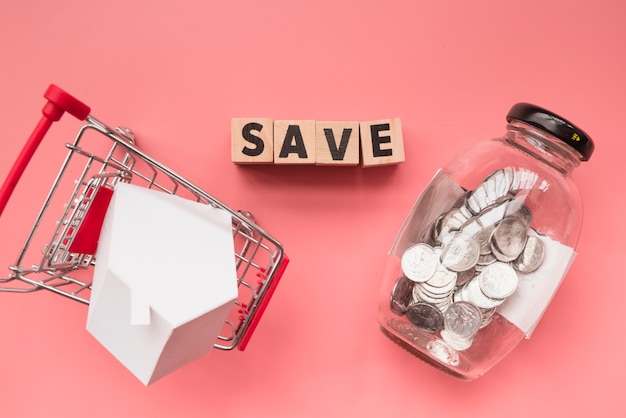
506 103 594 161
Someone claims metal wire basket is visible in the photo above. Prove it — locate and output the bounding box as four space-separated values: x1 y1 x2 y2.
0 84 288 350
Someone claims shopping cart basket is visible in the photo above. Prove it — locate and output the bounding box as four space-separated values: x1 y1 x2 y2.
0 84 288 351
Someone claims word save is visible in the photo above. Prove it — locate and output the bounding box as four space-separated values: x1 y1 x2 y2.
231 118 404 167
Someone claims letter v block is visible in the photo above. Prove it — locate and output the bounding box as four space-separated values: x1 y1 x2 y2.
231 118 274 164
360 118 405 167
315 121 360 166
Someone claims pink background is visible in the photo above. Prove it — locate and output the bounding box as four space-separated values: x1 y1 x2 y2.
1 1 625 416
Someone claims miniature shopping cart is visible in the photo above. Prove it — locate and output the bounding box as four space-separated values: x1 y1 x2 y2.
0 84 288 351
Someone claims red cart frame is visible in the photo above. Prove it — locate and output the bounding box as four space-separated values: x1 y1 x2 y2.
0 84 288 351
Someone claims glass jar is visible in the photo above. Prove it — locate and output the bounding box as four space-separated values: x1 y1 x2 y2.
378 103 594 380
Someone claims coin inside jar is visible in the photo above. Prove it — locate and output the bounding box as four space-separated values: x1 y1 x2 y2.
474 225 495 255
487 169 514 198
401 243 438 282
510 167 539 192
443 301 483 340
435 208 468 243
461 277 505 309
424 252 459 288
405 302 444 333
478 261 518 299
490 217 528 262
504 200 533 227
439 232 480 272
440 303 481 351
390 276 414 315
512 235 545 273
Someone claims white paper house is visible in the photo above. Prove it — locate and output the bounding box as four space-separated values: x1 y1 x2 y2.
86 183 238 385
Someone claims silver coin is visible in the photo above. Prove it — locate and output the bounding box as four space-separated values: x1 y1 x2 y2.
424 262 459 289
413 283 456 304
401 243 438 282
416 286 453 304
413 281 451 303
450 191 475 221
476 252 497 266
420 279 457 296
520 169 539 190
467 185 489 214
436 208 468 243
467 184 498 214
474 225 495 255
512 235 545 273
434 299 453 313
480 177 498 208
478 198 510 228
465 278 504 309
440 232 480 272
414 276 448 294
390 276 414 315
414 286 455 311
459 203 473 220
460 216 484 237
405 302 444 333
505 200 533 227
453 282 467 303
443 301 482 339
501 167 515 192
485 177 508 207
469 174 512 214
510 168 522 191
490 217 528 262
510 167 538 192
479 307 497 328
413 291 449 307
478 261 518 299
430 215 445 244
488 169 513 198
455 267 476 287
444 207 469 230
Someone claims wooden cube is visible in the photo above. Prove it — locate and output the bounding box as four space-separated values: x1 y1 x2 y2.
360 118 405 167
274 120 316 164
315 121 360 166
231 118 274 164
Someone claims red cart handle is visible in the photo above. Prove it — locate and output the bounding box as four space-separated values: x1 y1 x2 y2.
0 84 90 217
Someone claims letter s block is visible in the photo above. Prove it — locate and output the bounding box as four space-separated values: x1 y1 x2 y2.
231 118 274 164
360 118 405 167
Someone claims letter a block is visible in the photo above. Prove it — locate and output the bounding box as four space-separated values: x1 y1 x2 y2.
274 120 316 164
360 118 405 167
231 118 274 164
315 121 360 166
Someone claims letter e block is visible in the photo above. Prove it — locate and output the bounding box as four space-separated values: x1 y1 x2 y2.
231 118 274 164
274 120 316 164
315 121 360 166
360 118 405 167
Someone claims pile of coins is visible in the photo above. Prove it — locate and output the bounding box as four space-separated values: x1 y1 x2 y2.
390 167 546 351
